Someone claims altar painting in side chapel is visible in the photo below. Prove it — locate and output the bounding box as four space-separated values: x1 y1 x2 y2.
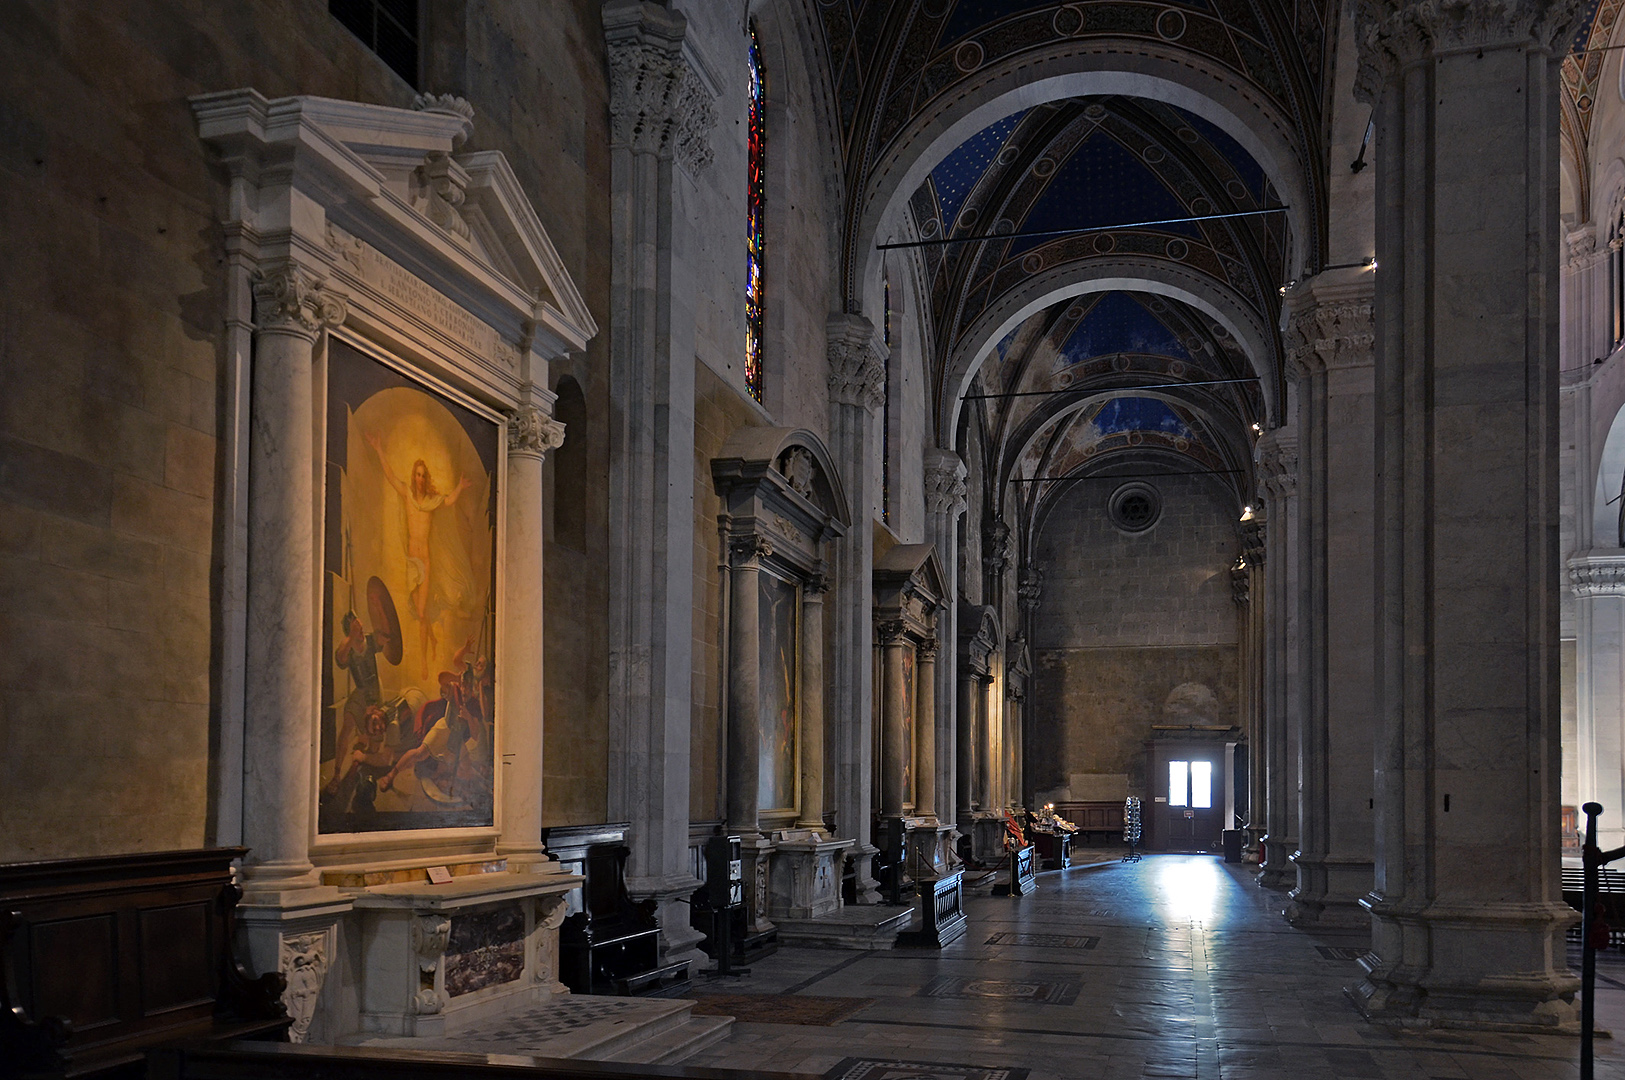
758 572 798 812
319 338 498 834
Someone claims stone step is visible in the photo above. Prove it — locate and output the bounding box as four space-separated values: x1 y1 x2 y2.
592 1015 735 1065
773 904 916 950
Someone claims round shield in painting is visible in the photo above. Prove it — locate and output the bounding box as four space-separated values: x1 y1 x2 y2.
368 576 404 666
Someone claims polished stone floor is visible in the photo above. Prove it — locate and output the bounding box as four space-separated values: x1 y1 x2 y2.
681 854 1625 1080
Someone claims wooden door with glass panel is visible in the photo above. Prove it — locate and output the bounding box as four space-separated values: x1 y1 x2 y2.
1151 744 1223 851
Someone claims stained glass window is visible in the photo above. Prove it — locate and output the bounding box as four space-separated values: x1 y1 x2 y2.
745 24 766 403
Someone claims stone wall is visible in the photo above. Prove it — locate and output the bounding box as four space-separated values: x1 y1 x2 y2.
0 0 612 859
1028 472 1240 804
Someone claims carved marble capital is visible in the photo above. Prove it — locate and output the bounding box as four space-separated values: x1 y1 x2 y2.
917 636 939 664
924 449 969 516
1569 552 1625 597
804 571 832 598
1256 429 1299 500
728 533 773 567
1353 0 1586 100
1284 295 1375 378
1568 227 1601 271
878 619 911 646
507 404 566 459
604 2 716 173
253 266 347 337
827 313 886 412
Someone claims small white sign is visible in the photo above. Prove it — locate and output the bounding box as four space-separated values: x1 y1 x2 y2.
426 865 454 885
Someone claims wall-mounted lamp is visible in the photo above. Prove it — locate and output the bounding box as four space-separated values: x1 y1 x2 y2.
1250 422 1262 434
1234 555 1247 570
1364 256 1377 270
1240 505 1255 522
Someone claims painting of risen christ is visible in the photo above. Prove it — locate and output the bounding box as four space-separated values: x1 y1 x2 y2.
319 338 499 834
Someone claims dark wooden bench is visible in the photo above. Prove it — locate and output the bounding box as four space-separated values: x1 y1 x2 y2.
0 848 290 1079
1053 801 1126 844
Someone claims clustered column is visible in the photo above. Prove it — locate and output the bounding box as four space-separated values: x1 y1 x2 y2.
826 312 886 902
602 0 716 962
923 450 967 824
1255 427 1299 888
1350 0 1580 1029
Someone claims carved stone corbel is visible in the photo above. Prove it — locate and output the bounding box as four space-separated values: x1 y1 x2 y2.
409 914 452 1016
277 927 335 1044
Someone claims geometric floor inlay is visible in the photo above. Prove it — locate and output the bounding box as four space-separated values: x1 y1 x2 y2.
1315 946 1365 961
984 932 1098 949
688 993 874 1025
917 975 1081 1006
825 1060 1030 1080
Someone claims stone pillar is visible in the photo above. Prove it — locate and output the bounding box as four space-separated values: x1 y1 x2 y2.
915 639 937 819
725 536 767 835
1350 0 1581 1030
879 622 909 819
796 577 830 832
827 312 885 902
1255 428 1299 887
1572 557 1625 853
602 0 716 964
499 403 566 866
924 451 967 825
1283 277 1378 927
957 669 978 816
1006 685 1022 811
1241 521 1266 852
241 266 345 894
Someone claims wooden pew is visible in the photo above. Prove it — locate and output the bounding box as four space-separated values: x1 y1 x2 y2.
1053 801 1126 845
0 848 290 1079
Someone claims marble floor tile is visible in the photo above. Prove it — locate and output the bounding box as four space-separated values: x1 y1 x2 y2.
677 856 1625 1079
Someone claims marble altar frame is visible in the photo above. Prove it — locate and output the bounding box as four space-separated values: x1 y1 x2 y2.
711 429 852 927
193 87 595 1040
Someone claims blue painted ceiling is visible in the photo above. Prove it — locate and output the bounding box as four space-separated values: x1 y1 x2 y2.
930 109 1029 231
1088 396 1195 440
1010 131 1203 254
1058 292 1192 367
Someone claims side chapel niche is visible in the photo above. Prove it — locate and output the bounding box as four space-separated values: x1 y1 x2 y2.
871 544 950 880
711 430 852 937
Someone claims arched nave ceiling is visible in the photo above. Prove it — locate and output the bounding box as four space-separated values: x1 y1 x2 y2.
966 288 1261 534
1561 0 1622 217
814 0 1324 529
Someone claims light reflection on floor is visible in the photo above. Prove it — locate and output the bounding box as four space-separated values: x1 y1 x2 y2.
1152 853 1221 924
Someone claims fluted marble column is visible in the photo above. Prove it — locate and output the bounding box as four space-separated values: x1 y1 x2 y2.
915 639 937 819
827 313 885 902
796 577 830 832
978 675 998 811
1350 0 1581 1030
1255 429 1299 888
923 451 966 824
499 403 566 865
603 0 715 962
241 266 345 894
1284 276 1377 927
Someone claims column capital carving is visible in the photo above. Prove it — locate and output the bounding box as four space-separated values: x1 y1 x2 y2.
603 1 716 173
1568 552 1625 596
1230 564 1251 606
1284 289 1375 378
253 265 347 337
728 533 772 567
1568 227 1601 271
924 449 969 516
917 636 939 663
1256 429 1299 501
506 404 566 459
804 571 831 597
826 313 886 412
878 619 911 646
1353 0 1587 101
1241 519 1266 564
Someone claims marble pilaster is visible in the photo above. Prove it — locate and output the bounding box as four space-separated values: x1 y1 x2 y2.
915 640 938 821
725 535 767 835
1571 553 1625 853
1350 0 1583 1030
879 621 909 819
